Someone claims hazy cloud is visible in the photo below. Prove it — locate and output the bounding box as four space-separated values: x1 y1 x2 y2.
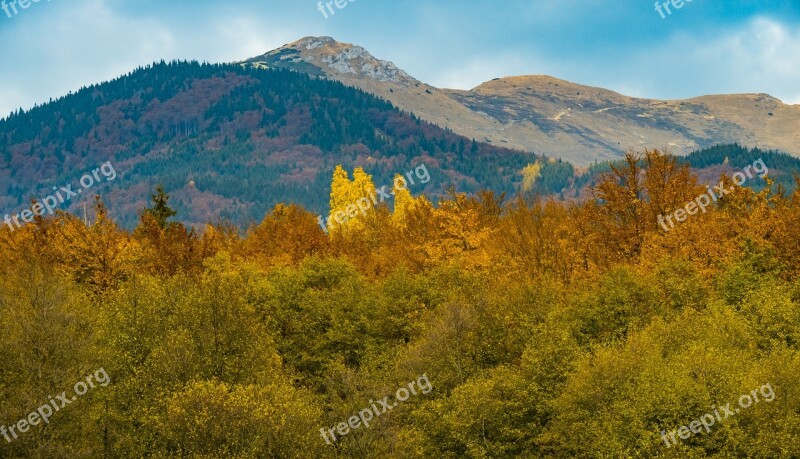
0 0 798 116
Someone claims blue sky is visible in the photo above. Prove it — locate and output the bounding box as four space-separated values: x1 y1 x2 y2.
1 0 799 117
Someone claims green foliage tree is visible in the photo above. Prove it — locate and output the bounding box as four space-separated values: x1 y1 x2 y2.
143 185 177 230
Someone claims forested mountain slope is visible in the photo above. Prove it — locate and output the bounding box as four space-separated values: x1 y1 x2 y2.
0 61 550 228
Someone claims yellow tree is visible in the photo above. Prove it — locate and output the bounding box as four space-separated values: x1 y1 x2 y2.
327 165 376 233
521 161 543 192
327 165 353 233
352 167 376 198
50 197 134 295
245 203 328 267
392 173 426 227
641 149 703 230
329 165 352 214
593 152 645 259
594 149 703 261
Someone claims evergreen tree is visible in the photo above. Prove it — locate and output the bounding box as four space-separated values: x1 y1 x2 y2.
143 185 177 230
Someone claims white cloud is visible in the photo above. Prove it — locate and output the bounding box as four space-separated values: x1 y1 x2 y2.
1 2 798 116
0 0 177 115
423 53 539 90
0 0 304 115
616 17 800 102
382 15 800 106
0 88 27 115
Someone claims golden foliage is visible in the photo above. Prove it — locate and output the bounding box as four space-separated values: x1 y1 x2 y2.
3 149 800 457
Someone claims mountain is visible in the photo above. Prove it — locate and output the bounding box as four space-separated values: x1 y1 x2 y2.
245 37 800 166
2 41 798 231
0 61 556 229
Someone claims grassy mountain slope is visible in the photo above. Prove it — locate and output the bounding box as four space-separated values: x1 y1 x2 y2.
246 36 800 166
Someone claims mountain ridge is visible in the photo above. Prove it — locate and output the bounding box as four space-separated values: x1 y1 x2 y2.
2 42 798 229
244 36 800 165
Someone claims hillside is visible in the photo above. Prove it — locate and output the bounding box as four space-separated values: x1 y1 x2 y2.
2 57 797 231
0 61 550 228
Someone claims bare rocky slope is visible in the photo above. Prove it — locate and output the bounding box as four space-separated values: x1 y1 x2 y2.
244 36 800 166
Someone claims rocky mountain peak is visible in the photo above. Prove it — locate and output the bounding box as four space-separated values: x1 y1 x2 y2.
246 36 419 86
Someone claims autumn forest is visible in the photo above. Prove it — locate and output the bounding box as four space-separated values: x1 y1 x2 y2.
1 148 799 457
